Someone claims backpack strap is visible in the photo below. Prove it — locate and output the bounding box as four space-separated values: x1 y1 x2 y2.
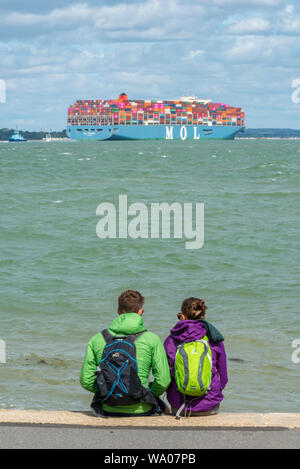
139 387 162 415
131 330 147 342
175 398 186 420
101 329 113 343
101 329 147 343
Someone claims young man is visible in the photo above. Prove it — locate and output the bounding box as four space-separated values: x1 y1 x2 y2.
80 290 171 417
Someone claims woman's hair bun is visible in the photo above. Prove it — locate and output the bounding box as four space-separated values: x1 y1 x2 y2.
181 297 207 320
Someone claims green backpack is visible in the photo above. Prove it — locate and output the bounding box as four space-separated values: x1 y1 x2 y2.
174 335 212 418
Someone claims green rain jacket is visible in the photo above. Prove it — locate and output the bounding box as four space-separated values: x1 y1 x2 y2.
80 313 171 414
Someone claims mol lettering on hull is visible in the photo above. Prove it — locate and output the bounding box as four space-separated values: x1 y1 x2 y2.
166 126 201 140
67 124 244 141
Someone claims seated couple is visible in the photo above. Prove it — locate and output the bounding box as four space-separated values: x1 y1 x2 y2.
80 290 228 418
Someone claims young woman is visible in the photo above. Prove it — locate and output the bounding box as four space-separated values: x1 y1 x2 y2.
164 297 228 416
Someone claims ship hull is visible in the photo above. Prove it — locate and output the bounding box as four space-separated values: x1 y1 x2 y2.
8 138 27 142
67 124 244 141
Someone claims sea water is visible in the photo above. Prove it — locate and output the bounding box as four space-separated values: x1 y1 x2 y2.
0 139 299 412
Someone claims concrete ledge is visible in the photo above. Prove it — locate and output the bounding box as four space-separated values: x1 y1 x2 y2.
0 410 300 429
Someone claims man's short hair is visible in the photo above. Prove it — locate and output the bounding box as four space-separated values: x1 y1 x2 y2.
118 290 144 314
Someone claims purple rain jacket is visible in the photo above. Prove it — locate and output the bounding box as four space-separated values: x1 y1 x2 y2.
163 320 228 412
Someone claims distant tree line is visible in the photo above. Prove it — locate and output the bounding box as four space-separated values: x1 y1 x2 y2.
240 128 300 138
0 128 67 140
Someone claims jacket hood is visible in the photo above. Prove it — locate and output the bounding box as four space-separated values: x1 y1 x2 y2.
170 320 207 343
108 313 147 336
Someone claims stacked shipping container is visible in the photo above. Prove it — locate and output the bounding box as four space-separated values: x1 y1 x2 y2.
68 93 245 127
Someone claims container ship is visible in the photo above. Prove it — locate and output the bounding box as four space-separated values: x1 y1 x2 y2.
67 93 245 141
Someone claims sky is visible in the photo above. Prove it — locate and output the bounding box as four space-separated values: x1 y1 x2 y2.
1 0 300 130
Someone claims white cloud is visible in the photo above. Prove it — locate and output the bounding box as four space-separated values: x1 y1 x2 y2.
0 1 207 41
284 4 295 15
3 4 90 27
185 50 205 60
281 17 300 33
212 0 282 6
227 17 270 34
223 37 265 61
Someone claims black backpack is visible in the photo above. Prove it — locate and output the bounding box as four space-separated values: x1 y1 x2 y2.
93 329 159 413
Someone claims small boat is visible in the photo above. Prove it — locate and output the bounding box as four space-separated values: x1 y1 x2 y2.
43 132 52 142
8 130 27 142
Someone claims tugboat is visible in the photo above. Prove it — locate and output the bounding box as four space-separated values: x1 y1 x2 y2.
8 130 27 142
